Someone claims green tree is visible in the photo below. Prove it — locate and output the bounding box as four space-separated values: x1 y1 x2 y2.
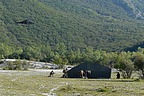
82 46 95 63
22 60 30 70
115 52 134 78
67 50 76 64
14 59 22 70
52 52 68 68
119 59 134 78
100 51 111 66
55 43 67 57
133 52 144 78
0 43 13 58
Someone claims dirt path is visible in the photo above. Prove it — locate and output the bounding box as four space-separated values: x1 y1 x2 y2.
41 82 68 96
48 85 61 96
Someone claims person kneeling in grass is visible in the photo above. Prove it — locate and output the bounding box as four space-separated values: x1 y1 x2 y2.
48 70 55 77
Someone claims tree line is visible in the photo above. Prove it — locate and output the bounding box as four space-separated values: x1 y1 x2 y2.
1 43 144 78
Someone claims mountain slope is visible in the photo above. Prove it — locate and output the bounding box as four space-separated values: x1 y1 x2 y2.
1 0 144 53
112 0 144 19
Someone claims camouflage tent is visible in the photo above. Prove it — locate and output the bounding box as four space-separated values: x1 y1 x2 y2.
67 62 111 79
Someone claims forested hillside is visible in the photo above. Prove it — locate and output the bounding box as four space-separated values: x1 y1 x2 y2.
1 0 144 62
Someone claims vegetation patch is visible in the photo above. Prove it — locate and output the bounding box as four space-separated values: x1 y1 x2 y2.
1 70 144 96
95 87 110 92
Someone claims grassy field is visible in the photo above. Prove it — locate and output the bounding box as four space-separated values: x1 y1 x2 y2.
0 69 144 96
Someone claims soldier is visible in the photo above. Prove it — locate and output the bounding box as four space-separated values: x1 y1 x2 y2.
80 70 85 78
49 70 55 77
62 68 68 78
116 72 120 79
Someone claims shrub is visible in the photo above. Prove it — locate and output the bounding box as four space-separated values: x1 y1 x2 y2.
96 87 110 92
3 60 30 70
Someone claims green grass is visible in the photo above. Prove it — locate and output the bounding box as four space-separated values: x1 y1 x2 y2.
0 70 144 96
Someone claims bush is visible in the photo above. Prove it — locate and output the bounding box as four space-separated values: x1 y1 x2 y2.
22 60 30 70
3 60 30 70
96 87 110 92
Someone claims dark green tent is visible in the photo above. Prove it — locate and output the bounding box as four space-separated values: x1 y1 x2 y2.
67 62 111 79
